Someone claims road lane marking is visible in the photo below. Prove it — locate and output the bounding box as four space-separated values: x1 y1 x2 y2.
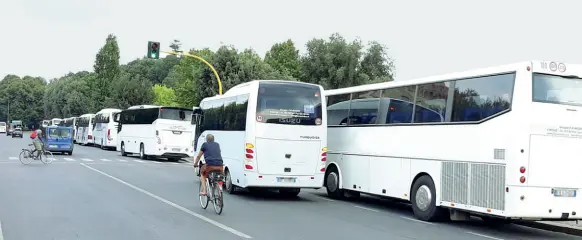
64 158 75 161
8 157 18 160
80 163 252 239
81 158 93 162
134 160 145 163
353 205 380 212
117 159 128 162
400 216 435 225
100 159 112 162
466 232 504 240
0 219 4 240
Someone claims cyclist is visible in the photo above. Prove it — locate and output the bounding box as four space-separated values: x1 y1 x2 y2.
30 129 44 158
193 134 224 196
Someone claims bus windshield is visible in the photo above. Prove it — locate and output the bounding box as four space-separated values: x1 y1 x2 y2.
0 122 5 126
533 73 582 106
48 128 72 139
159 108 193 122
256 82 323 125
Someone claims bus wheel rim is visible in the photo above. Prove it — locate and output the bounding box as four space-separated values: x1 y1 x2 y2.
416 185 432 211
327 172 338 192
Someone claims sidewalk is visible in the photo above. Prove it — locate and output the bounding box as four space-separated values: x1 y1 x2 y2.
519 220 582 236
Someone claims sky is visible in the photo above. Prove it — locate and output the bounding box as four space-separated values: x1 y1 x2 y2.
1 0 581 82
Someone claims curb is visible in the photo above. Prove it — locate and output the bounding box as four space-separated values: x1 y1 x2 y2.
517 221 582 236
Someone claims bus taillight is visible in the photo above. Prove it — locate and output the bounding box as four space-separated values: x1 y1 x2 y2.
245 143 255 170
107 129 112 140
520 166 526 173
320 147 327 172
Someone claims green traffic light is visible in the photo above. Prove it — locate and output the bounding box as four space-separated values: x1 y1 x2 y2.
147 41 161 59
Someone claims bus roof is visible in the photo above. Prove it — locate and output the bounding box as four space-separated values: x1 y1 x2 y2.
79 113 95 117
126 105 191 111
201 80 323 103
325 61 533 96
96 108 122 114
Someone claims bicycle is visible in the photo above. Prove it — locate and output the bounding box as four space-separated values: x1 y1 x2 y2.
199 168 225 215
19 143 54 165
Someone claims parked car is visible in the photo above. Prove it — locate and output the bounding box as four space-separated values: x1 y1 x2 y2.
12 127 23 138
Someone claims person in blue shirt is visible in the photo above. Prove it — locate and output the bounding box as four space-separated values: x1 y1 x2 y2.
193 134 224 196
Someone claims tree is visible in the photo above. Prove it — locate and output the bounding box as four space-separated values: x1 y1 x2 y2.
92 34 121 111
264 39 301 79
152 84 178 106
169 39 182 52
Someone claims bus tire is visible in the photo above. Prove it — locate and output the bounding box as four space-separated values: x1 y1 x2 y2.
120 142 127 156
139 143 147 160
410 175 447 222
225 169 237 194
325 166 345 199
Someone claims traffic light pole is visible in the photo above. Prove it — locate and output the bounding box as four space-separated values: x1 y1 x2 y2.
162 50 223 95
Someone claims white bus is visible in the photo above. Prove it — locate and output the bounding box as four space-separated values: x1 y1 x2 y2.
62 117 78 143
323 60 582 223
41 120 50 128
93 108 121 150
0 122 6 133
50 118 63 126
193 80 327 197
76 114 95 145
116 105 194 160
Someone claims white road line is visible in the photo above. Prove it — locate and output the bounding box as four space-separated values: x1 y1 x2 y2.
0 219 4 240
100 159 112 162
80 163 252 239
81 158 93 162
353 205 380 212
117 159 128 162
63 158 75 161
400 216 435 225
8 157 18 160
466 232 504 240
134 160 145 163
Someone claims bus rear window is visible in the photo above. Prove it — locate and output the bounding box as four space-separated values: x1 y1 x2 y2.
159 108 193 122
533 74 582 106
49 128 72 139
256 82 323 125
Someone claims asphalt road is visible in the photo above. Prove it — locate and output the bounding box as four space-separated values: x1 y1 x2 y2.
0 133 580 240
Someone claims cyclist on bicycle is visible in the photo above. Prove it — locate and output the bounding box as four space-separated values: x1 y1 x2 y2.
30 129 44 158
193 134 224 196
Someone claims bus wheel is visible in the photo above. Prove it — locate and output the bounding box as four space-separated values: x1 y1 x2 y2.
279 188 300 197
139 143 147 160
325 167 345 199
410 175 447 222
121 142 127 156
225 169 237 194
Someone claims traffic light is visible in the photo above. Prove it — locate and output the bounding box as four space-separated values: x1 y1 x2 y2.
147 41 160 59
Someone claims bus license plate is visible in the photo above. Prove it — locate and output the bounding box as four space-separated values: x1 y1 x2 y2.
277 177 296 183
172 131 182 134
553 188 576 197
49 145 57 148
172 148 180 152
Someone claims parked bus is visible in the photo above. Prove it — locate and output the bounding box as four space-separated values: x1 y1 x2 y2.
192 80 327 197
50 118 63 126
93 108 121 150
323 60 582 223
116 105 194 161
61 117 78 143
41 120 50 128
76 114 95 145
0 122 6 133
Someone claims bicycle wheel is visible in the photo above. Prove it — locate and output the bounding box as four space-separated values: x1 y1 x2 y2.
212 182 223 215
199 180 209 209
40 151 54 164
19 150 33 165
